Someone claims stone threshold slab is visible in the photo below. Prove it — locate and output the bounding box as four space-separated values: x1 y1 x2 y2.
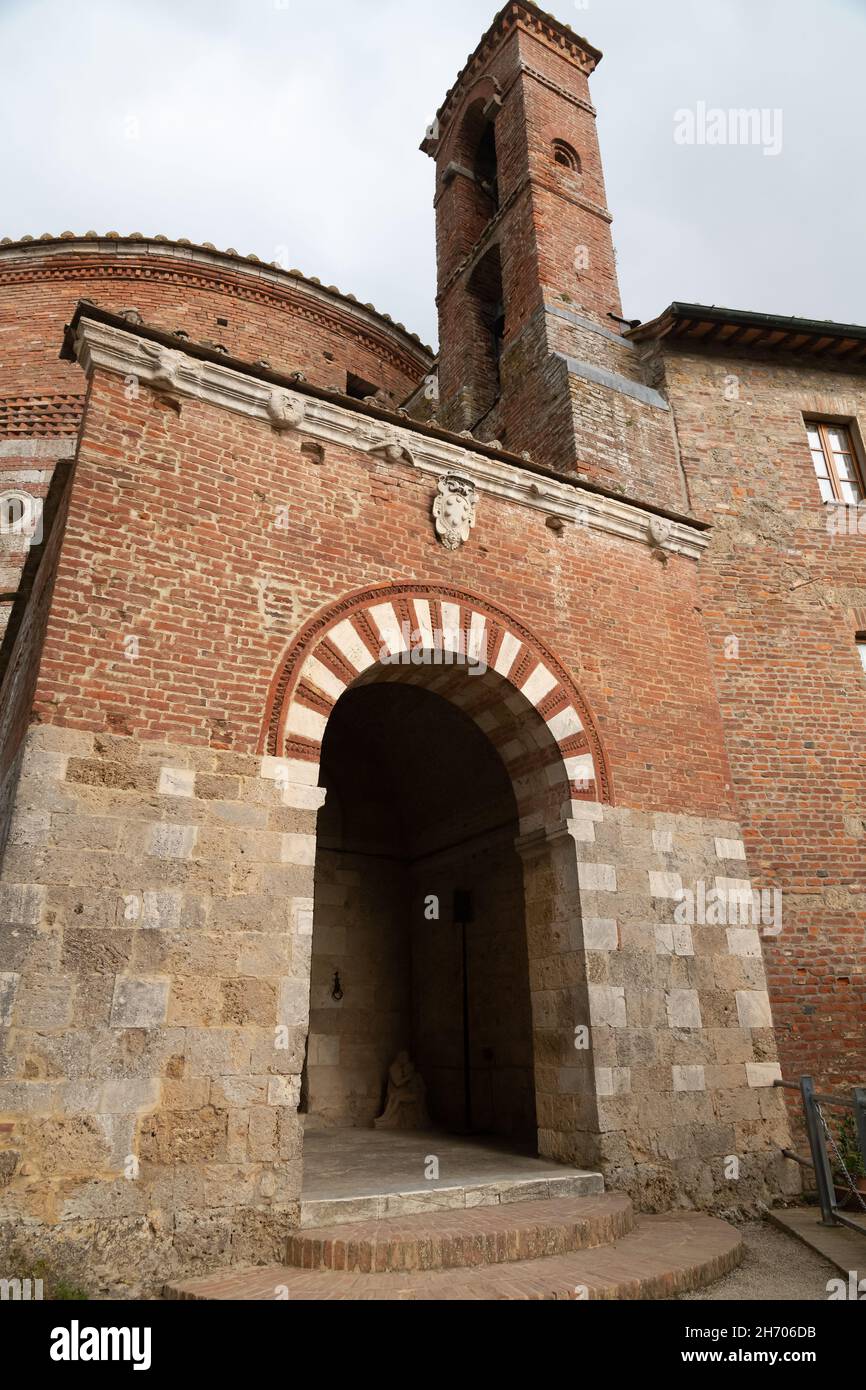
299 1172 604 1227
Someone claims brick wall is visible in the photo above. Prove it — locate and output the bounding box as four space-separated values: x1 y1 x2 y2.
428 4 685 508
0 241 433 649
0 331 797 1287
656 340 866 1094
0 240 431 411
31 363 731 810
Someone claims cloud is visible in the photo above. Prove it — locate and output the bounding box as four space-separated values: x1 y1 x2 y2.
1 0 863 347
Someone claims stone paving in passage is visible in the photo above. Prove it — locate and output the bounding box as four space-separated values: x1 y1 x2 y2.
299 1128 602 1224
301 1128 594 1198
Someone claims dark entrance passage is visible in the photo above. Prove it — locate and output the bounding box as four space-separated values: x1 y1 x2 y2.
301 680 537 1142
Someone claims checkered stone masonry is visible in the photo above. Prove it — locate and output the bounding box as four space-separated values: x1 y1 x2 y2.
560 803 796 1213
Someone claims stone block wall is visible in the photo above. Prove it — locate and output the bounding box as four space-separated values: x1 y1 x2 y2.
0 724 319 1291
0 718 794 1296
520 802 797 1211
305 848 410 1127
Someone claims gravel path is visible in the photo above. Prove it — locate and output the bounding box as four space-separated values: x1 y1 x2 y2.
680 1220 839 1300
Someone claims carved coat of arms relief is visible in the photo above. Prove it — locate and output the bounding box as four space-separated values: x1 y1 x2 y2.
433 473 478 550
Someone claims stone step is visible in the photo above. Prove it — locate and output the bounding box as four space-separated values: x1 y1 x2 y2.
164 1211 743 1301
288 1194 633 1272
299 1170 604 1228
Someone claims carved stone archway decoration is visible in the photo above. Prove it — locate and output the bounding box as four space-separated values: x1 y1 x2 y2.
261 581 613 811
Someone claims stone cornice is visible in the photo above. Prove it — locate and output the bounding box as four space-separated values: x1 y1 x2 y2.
68 312 709 561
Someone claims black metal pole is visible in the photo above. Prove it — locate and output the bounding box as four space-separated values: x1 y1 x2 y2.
854 1087 866 1174
461 915 471 1132
453 888 474 1133
800 1074 838 1226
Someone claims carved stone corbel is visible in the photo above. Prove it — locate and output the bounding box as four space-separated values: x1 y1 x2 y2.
138 341 194 408
647 516 674 562
364 425 414 466
266 389 305 434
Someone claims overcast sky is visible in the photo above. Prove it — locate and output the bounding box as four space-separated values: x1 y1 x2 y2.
1 0 864 348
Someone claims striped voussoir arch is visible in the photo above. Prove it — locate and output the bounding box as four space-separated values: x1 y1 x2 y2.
261 583 612 823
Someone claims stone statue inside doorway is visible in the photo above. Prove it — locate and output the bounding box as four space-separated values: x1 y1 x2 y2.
374 1051 430 1130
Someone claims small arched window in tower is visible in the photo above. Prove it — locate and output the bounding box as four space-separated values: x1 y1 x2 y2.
552 139 581 174
455 100 500 216
473 119 499 207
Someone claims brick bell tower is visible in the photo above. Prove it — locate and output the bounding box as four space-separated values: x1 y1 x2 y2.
423 2 643 481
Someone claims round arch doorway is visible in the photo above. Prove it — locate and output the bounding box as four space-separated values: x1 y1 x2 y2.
301 679 537 1141
263 580 613 1192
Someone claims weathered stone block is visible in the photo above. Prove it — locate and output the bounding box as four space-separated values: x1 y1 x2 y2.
577 861 616 892
236 935 292 978
736 990 773 1030
146 823 198 859
99 1078 160 1114
746 1062 782 1088
16 973 74 1028
655 922 694 956
220 978 277 1026
726 927 763 957
247 1107 278 1161
110 976 170 1029
0 883 45 926
280 833 316 866
138 1106 228 1165
588 983 627 1028
583 917 617 951
0 972 20 1025
158 767 196 797
167 976 222 1027
8 811 51 848
594 1065 630 1097
648 870 683 899
665 988 702 1031
672 1064 705 1092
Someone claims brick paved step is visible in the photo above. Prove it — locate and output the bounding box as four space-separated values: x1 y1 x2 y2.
288 1194 633 1272
164 1211 742 1301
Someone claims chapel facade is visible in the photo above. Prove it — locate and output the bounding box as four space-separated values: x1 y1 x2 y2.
0 1 863 1288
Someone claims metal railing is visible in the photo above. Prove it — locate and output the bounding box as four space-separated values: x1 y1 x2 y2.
775 1075 866 1234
